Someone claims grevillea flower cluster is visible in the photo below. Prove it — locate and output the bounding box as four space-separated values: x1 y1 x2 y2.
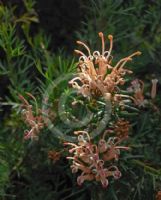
19 93 46 140
128 78 158 107
65 121 130 188
64 32 142 188
18 32 147 189
69 32 141 103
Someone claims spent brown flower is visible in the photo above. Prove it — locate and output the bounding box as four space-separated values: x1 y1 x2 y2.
48 150 61 163
114 119 130 139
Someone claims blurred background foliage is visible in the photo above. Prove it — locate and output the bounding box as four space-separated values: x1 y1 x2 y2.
0 0 161 199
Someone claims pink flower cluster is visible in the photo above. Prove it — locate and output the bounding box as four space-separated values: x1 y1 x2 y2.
19 93 46 140
65 130 129 188
69 32 141 103
127 78 158 107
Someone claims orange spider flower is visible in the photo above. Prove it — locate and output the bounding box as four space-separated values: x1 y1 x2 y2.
69 32 141 102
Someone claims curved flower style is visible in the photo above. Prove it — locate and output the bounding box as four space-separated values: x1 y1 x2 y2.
69 32 141 102
127 78 158 107
19 93 46 140
151 79 158 99
127 79 147 107
65 128 129 188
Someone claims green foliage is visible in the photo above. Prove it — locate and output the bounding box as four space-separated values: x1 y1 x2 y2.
0 1 76 199
0 0 161 200
76 0 161 74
